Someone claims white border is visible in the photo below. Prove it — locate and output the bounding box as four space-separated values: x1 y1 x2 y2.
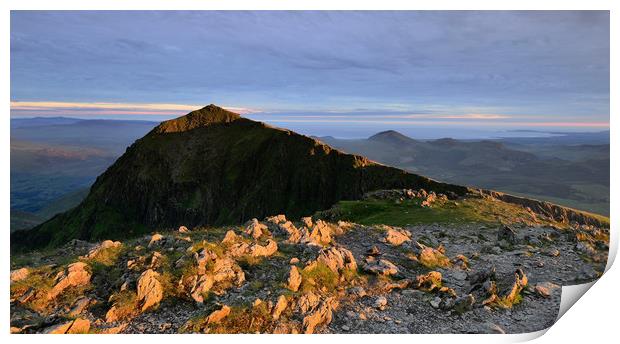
2 1 616 343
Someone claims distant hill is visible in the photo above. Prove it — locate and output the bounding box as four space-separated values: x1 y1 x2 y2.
320 131 609 216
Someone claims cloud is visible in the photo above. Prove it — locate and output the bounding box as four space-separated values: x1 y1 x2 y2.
9 11 609 126
10 101 258 116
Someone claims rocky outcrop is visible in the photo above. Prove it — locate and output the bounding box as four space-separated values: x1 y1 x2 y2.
302 297 338 334
316 246 358 273
498 225 517 245
301 220 334 246
272 295 288 320
44 318 90 334
363 258 398 276
83 240 121 259
245 218 270 239
183 253 245 303
10 267 29 282
478 189 608 227
137 269 163 312
412 244 451 268
206 305 231 324
384 227 411 246
468 267 528 308
148 234 164 248
47 262 91 300
228 239 278 258
287 266 302 292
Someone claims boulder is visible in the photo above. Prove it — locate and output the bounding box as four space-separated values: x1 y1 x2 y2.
212 257 245 285
302 297 338 334
207 305 231 324
47 262 91 300
367 245 380 256
84 240 121 259
414 244 451 268
136 269 163 312
301 216 313 228
362 258 398 276
248 239 278 257
190 274 215 303
535 282 560 298
148 234 164 247
384 227 411 246
245 218 270 239
316 246 357 273
451 254 469 270
302 220 332 246
373 296 388 310
10 267 29 283
272 295 288 320
195 248 218 274
278 221 302 243
69 296 91 316
498 225 517 245
413 271 443 292
496 268 528 306
265 214 287 224
287 265 302 292
297 291 321 314
44 318 90 334
178 225 190 233
221 230 239 244
452 294 475 314
149 251 164 269
468 267 528 308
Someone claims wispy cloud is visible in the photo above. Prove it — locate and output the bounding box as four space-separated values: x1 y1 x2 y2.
10 101 257 116
10 11 610 126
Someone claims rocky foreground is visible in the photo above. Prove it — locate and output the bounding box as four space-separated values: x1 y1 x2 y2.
10 190 609 334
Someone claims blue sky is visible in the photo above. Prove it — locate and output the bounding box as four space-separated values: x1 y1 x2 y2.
10 11 610 136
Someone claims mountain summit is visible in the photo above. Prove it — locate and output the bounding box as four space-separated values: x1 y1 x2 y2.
369 130 418 145
154 104 244 133
14 105 469 249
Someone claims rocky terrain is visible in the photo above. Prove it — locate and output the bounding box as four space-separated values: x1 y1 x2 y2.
10 189 609 334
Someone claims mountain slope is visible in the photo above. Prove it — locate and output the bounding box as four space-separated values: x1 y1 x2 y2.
13 105 469 249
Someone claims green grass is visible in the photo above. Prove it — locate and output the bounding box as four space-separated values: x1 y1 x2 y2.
300 262 340 293
330 197 541 227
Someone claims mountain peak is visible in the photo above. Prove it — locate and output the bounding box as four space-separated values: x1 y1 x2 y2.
368 130 417 145
153 104 242 133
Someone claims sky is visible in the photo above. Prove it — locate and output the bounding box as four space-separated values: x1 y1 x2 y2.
10 11 610 138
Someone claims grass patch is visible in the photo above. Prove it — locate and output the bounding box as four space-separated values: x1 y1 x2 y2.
300 262 339 293
329 197 556 227
106 290 140 322
184 303 277 334
85 245 123 266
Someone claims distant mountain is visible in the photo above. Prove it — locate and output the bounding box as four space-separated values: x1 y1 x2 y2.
369 130 418 145
14 105 469 249
320 130 609 216
10 117 83 129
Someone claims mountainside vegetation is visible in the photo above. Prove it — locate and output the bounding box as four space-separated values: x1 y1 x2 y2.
13 105 469 249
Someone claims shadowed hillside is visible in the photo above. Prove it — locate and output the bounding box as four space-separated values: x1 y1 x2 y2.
13 105 469 249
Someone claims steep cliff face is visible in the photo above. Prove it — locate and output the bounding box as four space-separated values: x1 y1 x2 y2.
14 105 468 248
